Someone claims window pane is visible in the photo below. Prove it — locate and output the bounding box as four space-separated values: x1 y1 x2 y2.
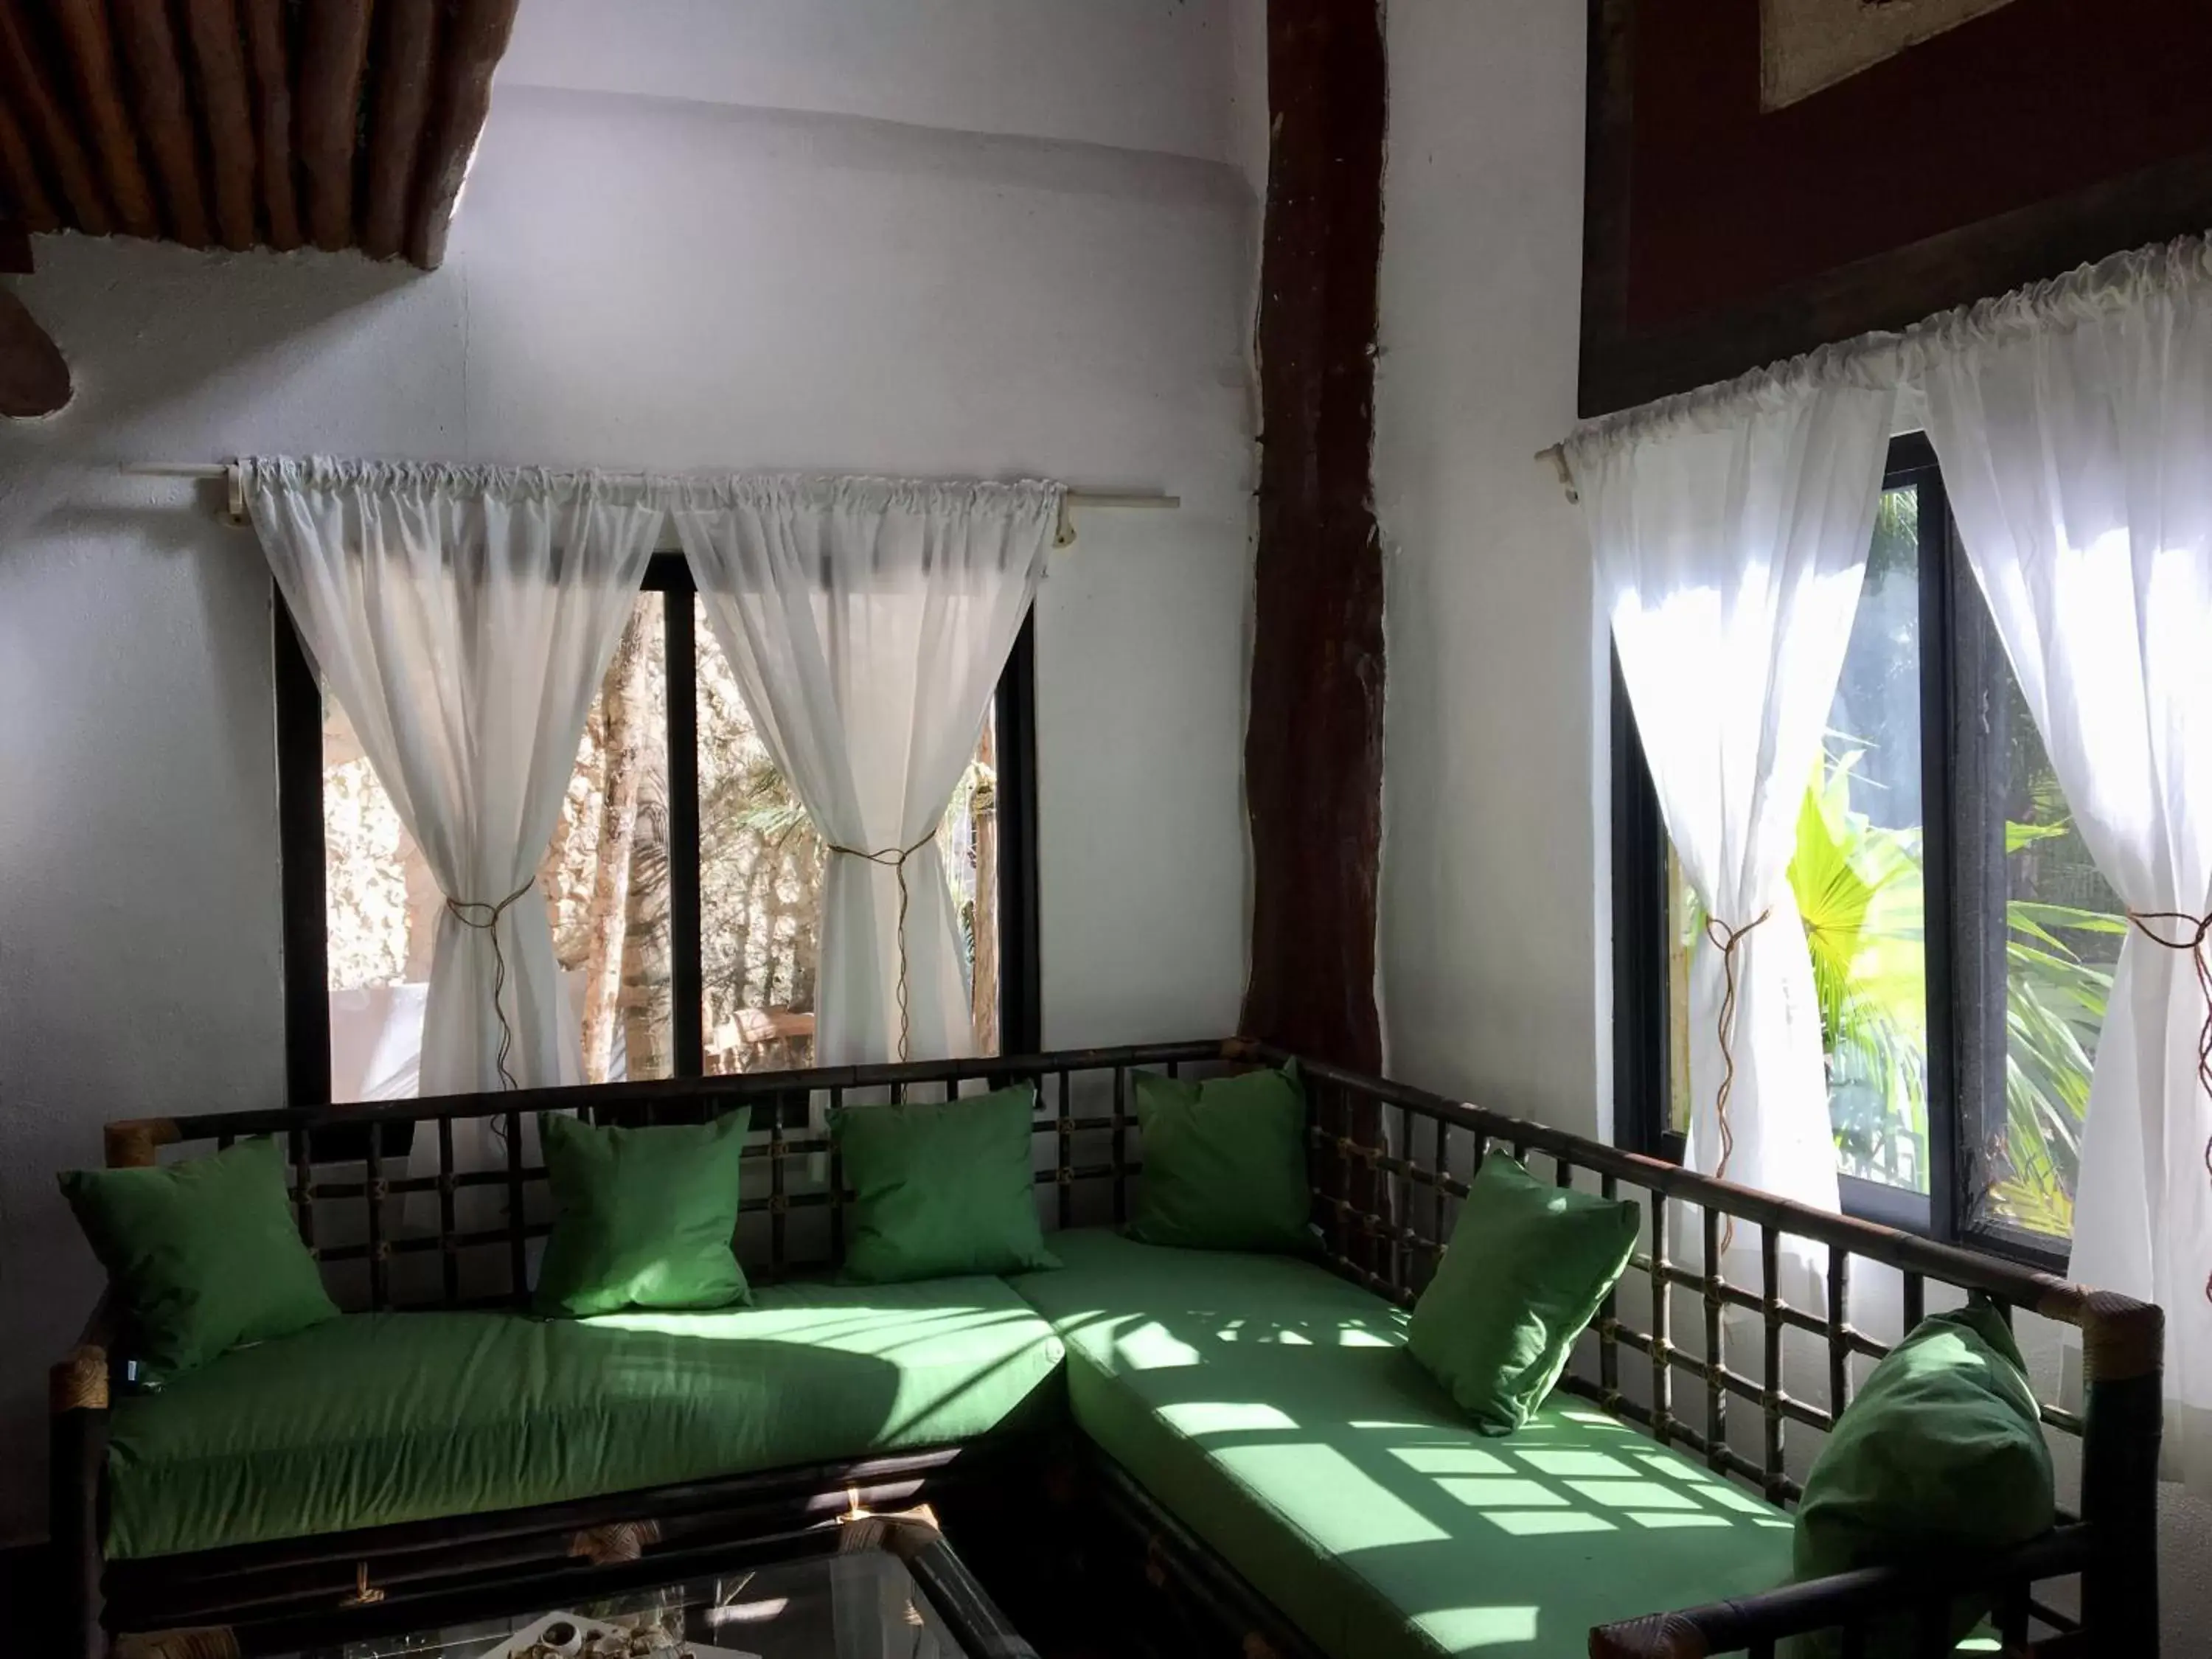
1983 645 2123 1241
946 706 1003 1056
692 599 1004 1071
551 591 672 1084
322 591 672 1099
1812 484 1930 1193
324 700 436 1100
1665 841 1695 1138
1661 486 1931 1190
696 608 824 1074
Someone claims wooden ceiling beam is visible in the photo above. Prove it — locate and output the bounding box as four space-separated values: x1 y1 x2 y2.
406 0 520 270
50 0 159 239
112 0 212 247
298 0 371 251
0 4 113 234
181 0 257 251
240 0 300 251
0 95 58 234
362 0 439 262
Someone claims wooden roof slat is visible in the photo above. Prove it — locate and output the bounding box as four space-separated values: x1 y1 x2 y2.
0 3 114 235
181 0 257 251
239 0 300 252
0 0 519 271
49 0 159 238
112 0 212 247
297 0 371 251
406 0 519 270
0 93 59 234
361 0 438 262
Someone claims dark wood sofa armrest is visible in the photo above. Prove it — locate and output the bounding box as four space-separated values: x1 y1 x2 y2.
53 1327 116 1659
1587 1527 2095 1658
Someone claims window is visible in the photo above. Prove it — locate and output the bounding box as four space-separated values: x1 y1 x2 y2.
278 553 1040 1104
1613 434 2124 1265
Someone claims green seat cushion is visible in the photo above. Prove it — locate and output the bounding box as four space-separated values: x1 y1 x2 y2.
1128 1064 1312 1252
1789 1306 2055 1659
1407 1154 1639 1433
105 1276 1064 1559
535 1108 751 1317
60 1137 338 1377
1013 1229 1793 1659
832 1087 1059 1283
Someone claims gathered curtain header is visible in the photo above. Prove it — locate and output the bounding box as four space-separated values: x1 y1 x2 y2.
240 458 1064 521
1565 230 2212 464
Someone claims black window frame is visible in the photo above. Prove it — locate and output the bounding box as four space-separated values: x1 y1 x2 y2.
274 550 1043 1109
1612 431 2070 1273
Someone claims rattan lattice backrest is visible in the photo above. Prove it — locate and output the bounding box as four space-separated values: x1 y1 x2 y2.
123 1041 1240 1311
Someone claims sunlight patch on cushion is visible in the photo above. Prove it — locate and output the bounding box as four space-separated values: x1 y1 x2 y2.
1389 1445 1514 1478
1214 1444 1449 1550
1115 1322 1203 1369
1438 1478 1568 1509
1413 1606 1542 1649
1485 1509 1618 1537
1159 1402 1300 1436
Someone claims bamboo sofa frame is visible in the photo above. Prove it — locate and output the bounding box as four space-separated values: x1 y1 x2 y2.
52 1040 2163 1659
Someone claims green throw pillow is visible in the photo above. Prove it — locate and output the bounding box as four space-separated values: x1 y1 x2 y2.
60 1135 338 1378
1407 1152 1638 1434
1787 1305 2055 1659
1127 1064 1312 1253
833 1087 1059 1283
535 1109 752 1318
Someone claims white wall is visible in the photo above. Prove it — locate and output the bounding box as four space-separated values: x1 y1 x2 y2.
1369 4 2212 1648
1374 1 1607 1143
0 9 1261 1543
502 0 1271 192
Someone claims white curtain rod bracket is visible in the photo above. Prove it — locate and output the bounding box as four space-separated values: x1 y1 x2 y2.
119 462 1180 543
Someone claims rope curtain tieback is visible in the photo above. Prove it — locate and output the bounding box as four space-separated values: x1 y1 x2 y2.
444 877 539 1092
2124 907 2212 1305
827 830 940 1065
1703 908 1773 1253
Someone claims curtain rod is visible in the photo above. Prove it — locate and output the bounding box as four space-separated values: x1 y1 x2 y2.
117 462 1180 544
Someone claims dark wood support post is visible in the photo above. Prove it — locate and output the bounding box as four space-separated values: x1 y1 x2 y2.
1245 0 1388 1260
2075 1289 2164 1651
51 1344 111 1659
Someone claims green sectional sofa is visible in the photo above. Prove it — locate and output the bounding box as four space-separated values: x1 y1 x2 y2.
53 1041 2162 1659
1015 1229 1794 1659
105 1277 1065 1561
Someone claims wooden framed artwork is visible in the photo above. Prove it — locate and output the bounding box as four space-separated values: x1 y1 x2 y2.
1580 0 2212 416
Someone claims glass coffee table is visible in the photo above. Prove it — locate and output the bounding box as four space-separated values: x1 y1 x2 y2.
294 1517 1034 1659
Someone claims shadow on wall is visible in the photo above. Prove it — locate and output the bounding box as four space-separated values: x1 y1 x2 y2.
0 238 442 1550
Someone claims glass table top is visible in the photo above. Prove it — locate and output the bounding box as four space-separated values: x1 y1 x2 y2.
291 1520 1031 1659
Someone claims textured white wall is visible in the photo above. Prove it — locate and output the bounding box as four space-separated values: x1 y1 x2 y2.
502 0 1270 187
1369 4 2211 1647
1373 0 1608 1144
0 38 1259 1541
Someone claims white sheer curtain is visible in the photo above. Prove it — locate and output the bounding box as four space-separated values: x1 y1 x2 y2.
1918 236 2212 1488
243 459 661 1182
1571 367 1898 1275
668 476 1060 1067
